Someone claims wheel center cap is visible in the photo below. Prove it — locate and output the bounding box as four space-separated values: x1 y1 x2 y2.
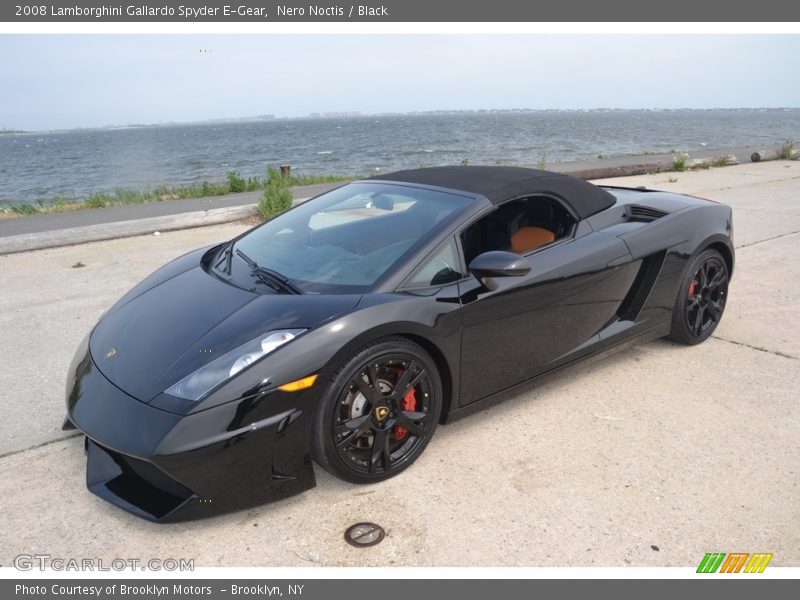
373 405 390 421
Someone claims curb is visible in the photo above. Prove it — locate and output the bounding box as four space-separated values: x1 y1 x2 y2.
559 162 667 180
0 196 315 255
0 204 258 255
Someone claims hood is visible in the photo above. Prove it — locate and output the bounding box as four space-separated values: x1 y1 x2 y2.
90 264 360 402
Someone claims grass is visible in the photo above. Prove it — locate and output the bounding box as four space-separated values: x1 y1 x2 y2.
226 170 246 193
259 167 294 220
1 169 352 217
672 151 689 172
287 172 353 186
780 139 798 160
712 154 734 168
8 202 40 215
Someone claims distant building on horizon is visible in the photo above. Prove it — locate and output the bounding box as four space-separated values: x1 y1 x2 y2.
309 111 363 118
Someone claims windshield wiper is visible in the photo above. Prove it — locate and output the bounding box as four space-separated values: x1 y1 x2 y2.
235 248 302 295
213 241 235 276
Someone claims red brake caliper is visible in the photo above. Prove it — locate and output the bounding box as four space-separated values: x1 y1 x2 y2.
688 280 697 297
393 377 417 441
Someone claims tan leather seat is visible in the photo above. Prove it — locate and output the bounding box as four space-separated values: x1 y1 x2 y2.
510 226 555 254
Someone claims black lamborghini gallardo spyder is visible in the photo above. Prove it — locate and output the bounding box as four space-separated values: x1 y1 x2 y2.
64 166 733 521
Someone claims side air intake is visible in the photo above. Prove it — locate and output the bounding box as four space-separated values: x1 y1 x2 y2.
617 250 667 321
626 204 669 222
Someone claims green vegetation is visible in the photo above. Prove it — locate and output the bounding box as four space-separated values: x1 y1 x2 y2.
460 158 470 166
258 167 294 220
226 170 246 193
712 155 734 168
1 169 352 217
7 202 40 215
672 151 689 172
536 151 547 170
780 139 798 160
287 172 353 186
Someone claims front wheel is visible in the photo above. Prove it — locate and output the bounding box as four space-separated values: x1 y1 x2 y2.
668 248 729 345
312 337 442 484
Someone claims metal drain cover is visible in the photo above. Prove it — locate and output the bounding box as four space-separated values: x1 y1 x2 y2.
344 522 385 547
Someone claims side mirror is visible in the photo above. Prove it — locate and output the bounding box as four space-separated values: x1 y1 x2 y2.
468 251 531 290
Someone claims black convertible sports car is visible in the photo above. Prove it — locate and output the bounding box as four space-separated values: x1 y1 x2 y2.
64 166 734 521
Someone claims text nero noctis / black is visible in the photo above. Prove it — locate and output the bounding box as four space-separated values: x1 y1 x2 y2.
277 5 389 17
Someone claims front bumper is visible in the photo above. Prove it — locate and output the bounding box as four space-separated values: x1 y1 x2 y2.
65 338 317 522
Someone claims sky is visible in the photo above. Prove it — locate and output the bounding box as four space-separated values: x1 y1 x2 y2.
1 35 799 131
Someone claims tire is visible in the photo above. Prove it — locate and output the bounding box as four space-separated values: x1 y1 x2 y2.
668 248 729 345
312 336 442 484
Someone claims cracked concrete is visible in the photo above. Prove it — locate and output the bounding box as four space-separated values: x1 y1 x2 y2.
1 161 798 567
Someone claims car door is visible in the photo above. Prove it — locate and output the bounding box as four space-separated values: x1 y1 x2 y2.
457 225 635 406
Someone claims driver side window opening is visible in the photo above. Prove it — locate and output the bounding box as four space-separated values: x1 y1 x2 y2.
460 196 576 265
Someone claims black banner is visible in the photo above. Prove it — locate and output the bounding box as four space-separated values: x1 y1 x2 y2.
3 0 800 22
3 579 798 600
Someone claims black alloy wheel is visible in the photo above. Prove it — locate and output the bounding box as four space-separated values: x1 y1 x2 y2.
669 249 729 345
312 337 442 483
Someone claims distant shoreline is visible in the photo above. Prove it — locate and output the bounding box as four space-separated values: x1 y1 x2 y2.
6 106 800 136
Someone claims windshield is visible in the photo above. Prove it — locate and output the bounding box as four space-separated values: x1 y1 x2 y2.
232 182 472 293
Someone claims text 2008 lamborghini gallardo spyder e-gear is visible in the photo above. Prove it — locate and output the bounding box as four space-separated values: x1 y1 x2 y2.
64 166 734 521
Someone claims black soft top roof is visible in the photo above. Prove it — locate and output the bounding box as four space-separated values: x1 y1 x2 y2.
371 166 616 219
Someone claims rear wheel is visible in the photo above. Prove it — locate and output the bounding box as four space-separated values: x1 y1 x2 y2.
312 337 442 483
668 249 729 345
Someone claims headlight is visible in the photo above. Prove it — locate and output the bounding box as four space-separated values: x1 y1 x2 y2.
164 329 306 401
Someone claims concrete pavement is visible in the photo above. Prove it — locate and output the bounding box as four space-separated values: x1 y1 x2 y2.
0 161 798 567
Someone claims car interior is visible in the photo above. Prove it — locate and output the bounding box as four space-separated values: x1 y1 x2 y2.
461 196 576 265
235 188 467 291
307 195 444 257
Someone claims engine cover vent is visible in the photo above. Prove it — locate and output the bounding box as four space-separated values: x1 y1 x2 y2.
626 204 669 222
